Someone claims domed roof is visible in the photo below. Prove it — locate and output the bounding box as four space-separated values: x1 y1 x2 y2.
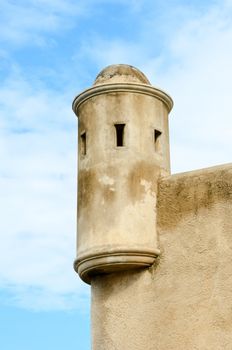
93 64 151 86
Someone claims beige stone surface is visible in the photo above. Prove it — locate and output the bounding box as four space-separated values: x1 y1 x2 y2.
73 65 232 349
92 163 232 349
72 65 173 283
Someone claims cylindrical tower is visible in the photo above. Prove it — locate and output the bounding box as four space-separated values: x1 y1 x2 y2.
73 64 173 284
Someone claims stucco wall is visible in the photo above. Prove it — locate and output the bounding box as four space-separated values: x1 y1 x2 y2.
91 163 232 350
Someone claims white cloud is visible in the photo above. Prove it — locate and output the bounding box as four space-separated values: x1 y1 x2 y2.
155 0 232 172
0 0 85 46
75 38 144 70
0 72 90 310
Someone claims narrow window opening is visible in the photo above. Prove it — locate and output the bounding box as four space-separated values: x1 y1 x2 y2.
80 132 86 155
114 124 125 147
154 129 162 152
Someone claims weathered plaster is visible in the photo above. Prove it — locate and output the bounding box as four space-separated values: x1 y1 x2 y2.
91 163 232 350
73 65 173 283
73 65 232 349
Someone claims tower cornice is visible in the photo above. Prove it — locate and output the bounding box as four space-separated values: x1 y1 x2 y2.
72 82 173 114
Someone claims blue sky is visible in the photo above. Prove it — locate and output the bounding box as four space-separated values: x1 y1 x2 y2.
1 0 232 349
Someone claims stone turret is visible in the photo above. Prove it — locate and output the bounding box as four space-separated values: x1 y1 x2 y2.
72 64 173 284
72 64 232 350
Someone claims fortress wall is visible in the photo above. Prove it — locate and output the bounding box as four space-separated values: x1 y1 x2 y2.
91 163 232 350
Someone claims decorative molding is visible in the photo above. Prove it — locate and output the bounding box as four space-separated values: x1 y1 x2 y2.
72 83 173 114
74 249 160 284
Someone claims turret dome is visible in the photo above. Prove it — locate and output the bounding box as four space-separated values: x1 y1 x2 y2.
93 64 151 85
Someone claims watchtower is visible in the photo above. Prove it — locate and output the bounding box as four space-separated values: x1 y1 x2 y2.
72 64 173 284
72 64 232 350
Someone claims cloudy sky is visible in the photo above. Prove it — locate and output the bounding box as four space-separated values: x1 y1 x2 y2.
1 0 232 349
